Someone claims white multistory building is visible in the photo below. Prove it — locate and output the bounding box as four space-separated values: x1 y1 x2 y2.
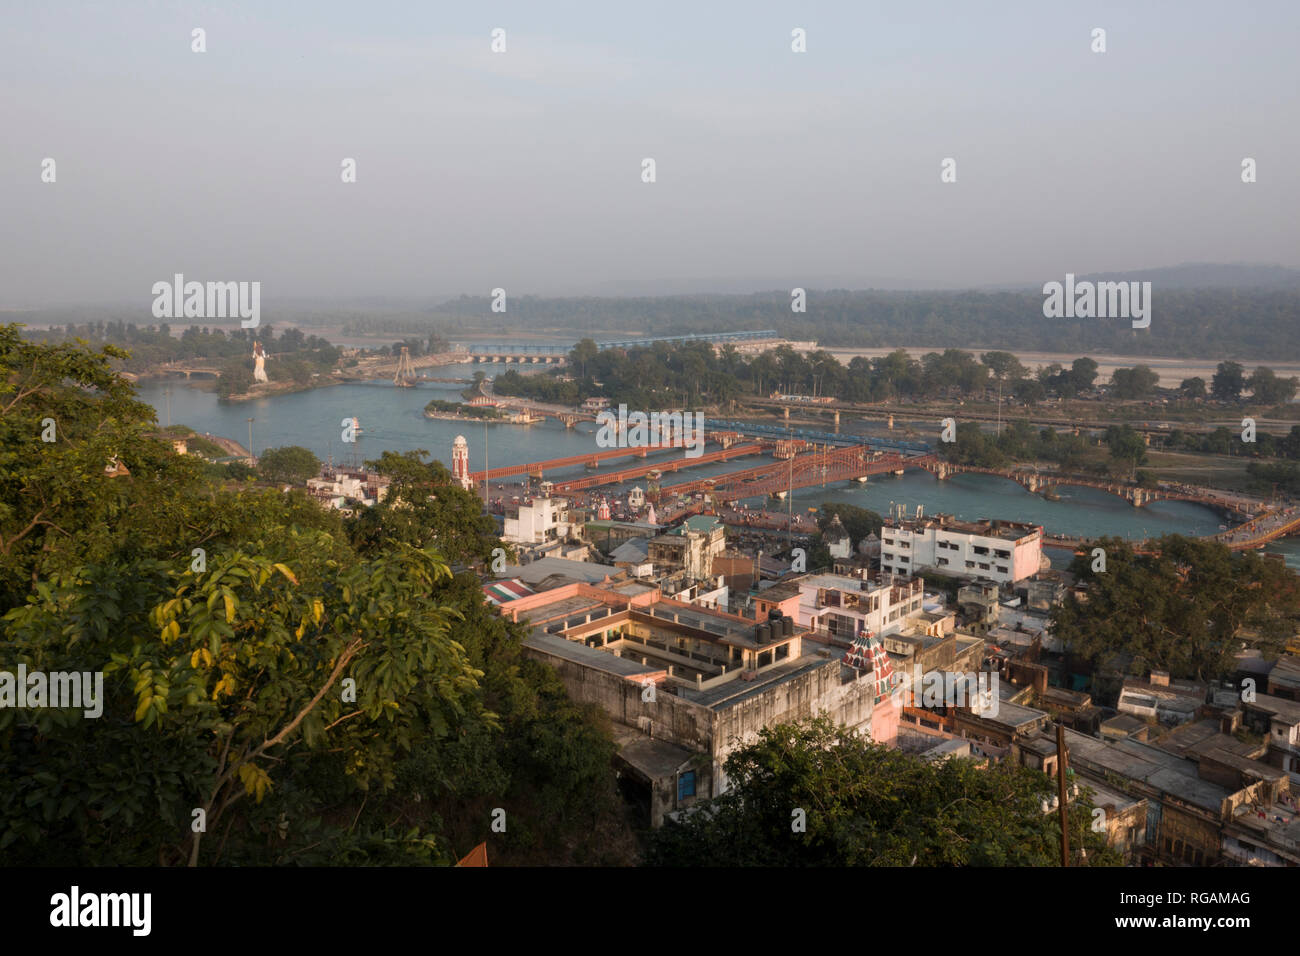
791 571 927 640
879 514 1043 585
503 497 572 545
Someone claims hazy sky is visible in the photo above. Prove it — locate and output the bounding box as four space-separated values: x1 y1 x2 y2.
3 0 1298 307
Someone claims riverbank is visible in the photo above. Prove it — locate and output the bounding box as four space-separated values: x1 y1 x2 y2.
220 376 351 403
423 410 507 423
130 379 1300 566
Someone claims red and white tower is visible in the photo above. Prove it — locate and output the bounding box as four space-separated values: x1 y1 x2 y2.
452 435 472 490
597 498 611 521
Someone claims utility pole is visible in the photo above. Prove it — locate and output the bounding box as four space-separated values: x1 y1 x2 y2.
246 417 255 465
787 452 793 554
1057 723 1070 867
164 385 171 428
996 378 1002 438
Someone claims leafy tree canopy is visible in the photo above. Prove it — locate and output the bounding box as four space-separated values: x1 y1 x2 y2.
1051 536 1300 681
0 326 635 865
257 445 322 484
646 717 1120 866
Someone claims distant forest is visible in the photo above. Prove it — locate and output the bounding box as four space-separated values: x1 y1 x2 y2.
423 288 1300 359
15 282 1300 360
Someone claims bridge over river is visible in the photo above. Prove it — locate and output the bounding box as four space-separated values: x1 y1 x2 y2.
480 436 1293 551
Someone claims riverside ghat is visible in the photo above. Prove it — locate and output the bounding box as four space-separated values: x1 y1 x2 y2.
132 372 1293 565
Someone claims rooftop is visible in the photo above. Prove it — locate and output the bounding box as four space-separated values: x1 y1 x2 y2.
1245 692 1300 725
504 557 618 588
885 513 1042 542
1155 720 1261 760
1268 654 1300 692
673 515 723 536
1100 714 1149 739
676 654 834 709
1058 729 1234 813
611 725 696 780
609 538 650 563
523 629 656 678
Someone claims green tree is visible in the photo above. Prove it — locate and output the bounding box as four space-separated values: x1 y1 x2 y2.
257 445 322 484
1052 536 1300 681
1248 366 1298 406
1013 378 1046 406
1109 365 1159 400
818 502 883 545
0 326 638 866
646 716 1120 866
1104 425 1148 478
347 450 500 564
981 350 1028 384
1179 376 1207 400
569 338 600 381
1070 356 1100 391
1212 361 1246 402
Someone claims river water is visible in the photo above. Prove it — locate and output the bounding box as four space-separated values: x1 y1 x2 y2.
134 369 1300 571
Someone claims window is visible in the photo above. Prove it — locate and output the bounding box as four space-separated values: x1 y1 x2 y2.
996 566 1008 574
678 771 696 801
995 549 1010 559
966 561 975 569
938 557 949 566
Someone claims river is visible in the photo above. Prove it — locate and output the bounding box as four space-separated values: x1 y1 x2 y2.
133 369 1300 571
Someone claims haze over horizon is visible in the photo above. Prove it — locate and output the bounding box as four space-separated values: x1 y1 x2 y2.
4 1 1298 308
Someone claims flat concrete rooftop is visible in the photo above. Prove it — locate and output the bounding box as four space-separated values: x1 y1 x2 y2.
677 654 836 709
1062 729 1232 812
524 629 655 678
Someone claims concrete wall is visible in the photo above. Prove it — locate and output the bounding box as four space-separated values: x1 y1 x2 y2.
1012 535 1042 582
524 643 716 762
710 662 876 791
530 639 883 798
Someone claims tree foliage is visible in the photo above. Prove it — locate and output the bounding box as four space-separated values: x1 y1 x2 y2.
0 326 635 866
1051 536 1300 681
257 445 322 484
646 717 1120 866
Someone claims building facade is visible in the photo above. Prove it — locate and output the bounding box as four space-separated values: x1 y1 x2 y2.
880 514 1042 584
